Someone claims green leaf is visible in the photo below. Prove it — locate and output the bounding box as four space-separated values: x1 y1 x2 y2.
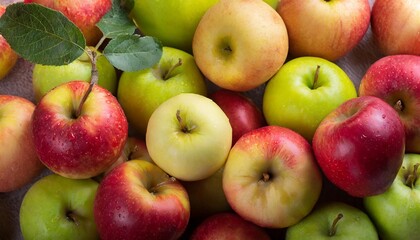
103 35 162 72
97 0 136 39
0 3 85 65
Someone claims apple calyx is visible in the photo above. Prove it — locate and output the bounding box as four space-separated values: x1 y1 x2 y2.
328 213 343 236
148 176 177 195
66 210 79 226
394 99 405 113
176 110 197 133
405 163 419 188
312 65 321 89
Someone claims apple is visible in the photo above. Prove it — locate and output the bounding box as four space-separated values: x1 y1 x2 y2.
32 81 128 179
0 5 18 81
146 93 232 181
263 56 357 141
94 159 190 240
32 47 118 102
358 54 420 153
190 212 271 240
0 95 44 192
24 0 112 46
371 0 420 55
312 96 406 197
210 89 266 145
117 46 207 136
277 0 370 61
286 201 378 240
364 153 420 240
20 173 99 239
127 0 279 53
223 125 323 228
192 0 288 92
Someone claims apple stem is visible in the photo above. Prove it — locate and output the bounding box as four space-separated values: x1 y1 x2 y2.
66 211 79 226
149 177 177 194
176 110 196 133
394 100 405 112
163 58 182 80
405 163 419 188
328 213 343 236
313 65 321 89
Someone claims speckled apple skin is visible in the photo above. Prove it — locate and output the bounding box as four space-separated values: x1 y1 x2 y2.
0 5 18 81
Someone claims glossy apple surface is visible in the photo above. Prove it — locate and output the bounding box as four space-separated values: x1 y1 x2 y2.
20 174 99 240
364 154 420 240
0 5 18 81
313 96 406 197
94 160 190 240
223 125 322 228
118 46 207 136
192 0 288 91
277 0 370 61
263 56 357 141
32 81 128 179
146 93 232 181
0 95 44 192
359 54 420 153
210 89 265 145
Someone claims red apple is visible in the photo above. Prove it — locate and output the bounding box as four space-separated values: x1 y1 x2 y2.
23 0 112 46
190 212 271 240
210 89 265 145
359 54 420 153
32 81 128 179
0 95 44 192
0 5 18 81
94 159 190 240
313 96 406 197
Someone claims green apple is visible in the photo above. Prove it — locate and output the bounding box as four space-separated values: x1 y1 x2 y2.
286 201 378 240
192 0 288 91
32 47 117 102
263 56 357 141
127 0 278 53
20 174 99 240
364 154 420 240
146 93 232 181
117 46 207 136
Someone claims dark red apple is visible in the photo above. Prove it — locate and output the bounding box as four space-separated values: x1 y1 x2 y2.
312 96 405 197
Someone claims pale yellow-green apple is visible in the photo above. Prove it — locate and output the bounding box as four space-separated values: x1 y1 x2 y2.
24 0 112 46
277 0 370 61
263 56 357 141
0 5 18 81
32 47 117 102
118 46 207 136
94 160 190 240
0 95 44 192
192 0 289 91
223 125 323 228
127 0 279 53
146 93 232 181
20 174 99 240
371 0 420 55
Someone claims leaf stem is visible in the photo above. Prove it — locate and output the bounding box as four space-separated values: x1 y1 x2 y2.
95 35 108 51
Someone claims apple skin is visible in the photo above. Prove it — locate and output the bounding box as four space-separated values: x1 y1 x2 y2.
117 46 207 136
313 96 406 198
32 81 128 179
364 153 420 240
263 56 357 141
94 160 190 240
24 0 112 46
32 48 117 102
20 174 99 240
0 95 44 192
359 55 420 153
277 0 370 61
192 0 289 91
190 212 271 240
210 89 266 145
223 125 323 228
371 0 420 55
146 93 232 181
286 201 378 240
0 5 18 81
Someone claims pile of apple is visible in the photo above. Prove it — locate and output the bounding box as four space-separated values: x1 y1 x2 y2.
1 0 420 239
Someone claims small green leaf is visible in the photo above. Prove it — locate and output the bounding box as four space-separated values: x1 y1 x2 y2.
0 3 85 65
97 0 136 39
103 35 162 72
